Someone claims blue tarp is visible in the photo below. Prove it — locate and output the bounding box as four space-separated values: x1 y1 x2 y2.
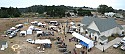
79 40 89 48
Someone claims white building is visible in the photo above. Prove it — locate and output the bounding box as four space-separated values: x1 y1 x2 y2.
81 16 124 41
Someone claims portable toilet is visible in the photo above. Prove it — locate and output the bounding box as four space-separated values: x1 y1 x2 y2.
27 29 32 34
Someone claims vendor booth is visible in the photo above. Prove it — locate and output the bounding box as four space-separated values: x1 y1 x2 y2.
72 32 94 49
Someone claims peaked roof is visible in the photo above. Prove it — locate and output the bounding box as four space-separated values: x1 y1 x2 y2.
81 16 123 32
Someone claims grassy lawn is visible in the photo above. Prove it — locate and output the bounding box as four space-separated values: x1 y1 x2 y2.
108 34 119 42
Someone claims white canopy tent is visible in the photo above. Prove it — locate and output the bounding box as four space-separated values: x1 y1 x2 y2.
72 32 94 49
27 29 32 34
35 39 51 44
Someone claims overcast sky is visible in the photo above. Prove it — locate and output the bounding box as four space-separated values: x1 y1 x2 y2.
0 0 125 10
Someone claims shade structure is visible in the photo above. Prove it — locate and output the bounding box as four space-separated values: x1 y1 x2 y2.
79 40 88 48
72 32 94 49
35 39 51 44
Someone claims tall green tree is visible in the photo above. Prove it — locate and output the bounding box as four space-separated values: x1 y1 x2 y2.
97 5 114 14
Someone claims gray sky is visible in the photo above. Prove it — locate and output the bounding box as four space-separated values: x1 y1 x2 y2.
0 0 125 10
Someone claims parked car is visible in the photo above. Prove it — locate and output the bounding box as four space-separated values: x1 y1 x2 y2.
9 32 17 38
26 39 35 44
33 28 41 31
6 29 13 35
119 34 125 37
120 44 125 50
113 42 121 48
120 37 125 44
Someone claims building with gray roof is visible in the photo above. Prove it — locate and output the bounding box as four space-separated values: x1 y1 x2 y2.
81 16 124 41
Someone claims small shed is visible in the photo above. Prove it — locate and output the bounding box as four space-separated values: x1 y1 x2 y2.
20 31 26 36
0 41 8 50
99 36 108 45
27 29 32 34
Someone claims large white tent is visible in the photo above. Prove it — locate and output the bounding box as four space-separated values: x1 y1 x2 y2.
35 39 51 44
72 32 94 49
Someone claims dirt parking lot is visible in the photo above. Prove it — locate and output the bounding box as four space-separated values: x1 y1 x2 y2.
0 17 125 54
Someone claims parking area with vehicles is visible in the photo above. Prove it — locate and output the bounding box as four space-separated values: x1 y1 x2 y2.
0 17 125 54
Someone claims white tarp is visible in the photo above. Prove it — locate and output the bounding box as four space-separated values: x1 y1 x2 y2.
72 32 94 49
35 39 51 44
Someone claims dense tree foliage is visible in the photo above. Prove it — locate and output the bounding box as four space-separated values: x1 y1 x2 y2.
0 7 21 18
97 5 114 14
0 5 97 18
77 8 93 16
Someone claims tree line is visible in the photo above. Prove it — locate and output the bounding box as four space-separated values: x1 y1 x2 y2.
0 5 124 18
0 7 21 18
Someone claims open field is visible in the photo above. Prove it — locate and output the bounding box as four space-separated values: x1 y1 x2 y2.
0 17 125 54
